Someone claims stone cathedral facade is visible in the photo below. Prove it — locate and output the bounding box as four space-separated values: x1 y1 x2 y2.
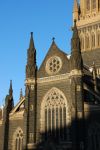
0 0 100 150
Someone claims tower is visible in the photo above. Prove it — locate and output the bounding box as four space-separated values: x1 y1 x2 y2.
2 80 14 150
70 20 84 150
23 32 37 150
73 0 100 77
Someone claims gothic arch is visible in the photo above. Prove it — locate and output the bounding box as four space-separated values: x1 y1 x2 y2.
87 122 100 150
12 127 23 150
40 87 71 140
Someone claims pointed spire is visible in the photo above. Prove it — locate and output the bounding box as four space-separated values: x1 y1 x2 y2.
73 0 78 12
73 0 79 21
20 88 23 100
71 19 80 51
52 37 55 43
70 20 83 70
29 32 35 50
9 80 13 97
26 32 37 78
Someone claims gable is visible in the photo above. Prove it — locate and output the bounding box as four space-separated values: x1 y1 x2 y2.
38 41 70 78
9 98 25 120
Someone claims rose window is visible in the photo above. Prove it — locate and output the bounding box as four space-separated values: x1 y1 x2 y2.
46 56 62 75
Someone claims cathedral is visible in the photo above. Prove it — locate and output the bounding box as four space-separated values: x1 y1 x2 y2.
0 0 100 150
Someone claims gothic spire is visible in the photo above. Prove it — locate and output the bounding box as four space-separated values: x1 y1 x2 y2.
73 0 78 12
29 32 35 50
71 20 80 52
73 0 79 21
26 32 37 78
70 20 83 70
9 80 13 97
20 88 23 100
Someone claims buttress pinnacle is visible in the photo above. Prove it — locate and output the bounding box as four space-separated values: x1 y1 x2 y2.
9 80 13 97
29 32 35 50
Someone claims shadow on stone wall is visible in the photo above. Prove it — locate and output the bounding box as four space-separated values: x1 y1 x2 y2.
25 103 100 150
32 117 86 150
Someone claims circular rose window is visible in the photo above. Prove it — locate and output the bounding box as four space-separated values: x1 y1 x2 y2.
46 56 62 75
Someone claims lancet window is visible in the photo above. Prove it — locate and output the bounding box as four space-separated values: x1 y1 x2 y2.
13 128 23 150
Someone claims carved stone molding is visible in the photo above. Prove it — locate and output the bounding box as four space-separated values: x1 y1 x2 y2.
38 73 70 84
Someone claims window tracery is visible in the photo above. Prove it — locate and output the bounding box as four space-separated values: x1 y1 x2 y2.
46 56 62 75
13 128 23 150
41 87 71 141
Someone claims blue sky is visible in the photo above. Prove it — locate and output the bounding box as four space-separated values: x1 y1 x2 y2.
0 0 73 105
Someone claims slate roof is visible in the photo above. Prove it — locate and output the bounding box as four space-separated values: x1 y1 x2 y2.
82 49 100 67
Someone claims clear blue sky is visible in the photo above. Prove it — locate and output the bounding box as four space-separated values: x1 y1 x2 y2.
0 0 74 105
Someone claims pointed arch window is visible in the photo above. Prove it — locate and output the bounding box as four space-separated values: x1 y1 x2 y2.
41 88 71 141
91 33 95 48
85 34 90 49
92 0 96 9
13 128 23 150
